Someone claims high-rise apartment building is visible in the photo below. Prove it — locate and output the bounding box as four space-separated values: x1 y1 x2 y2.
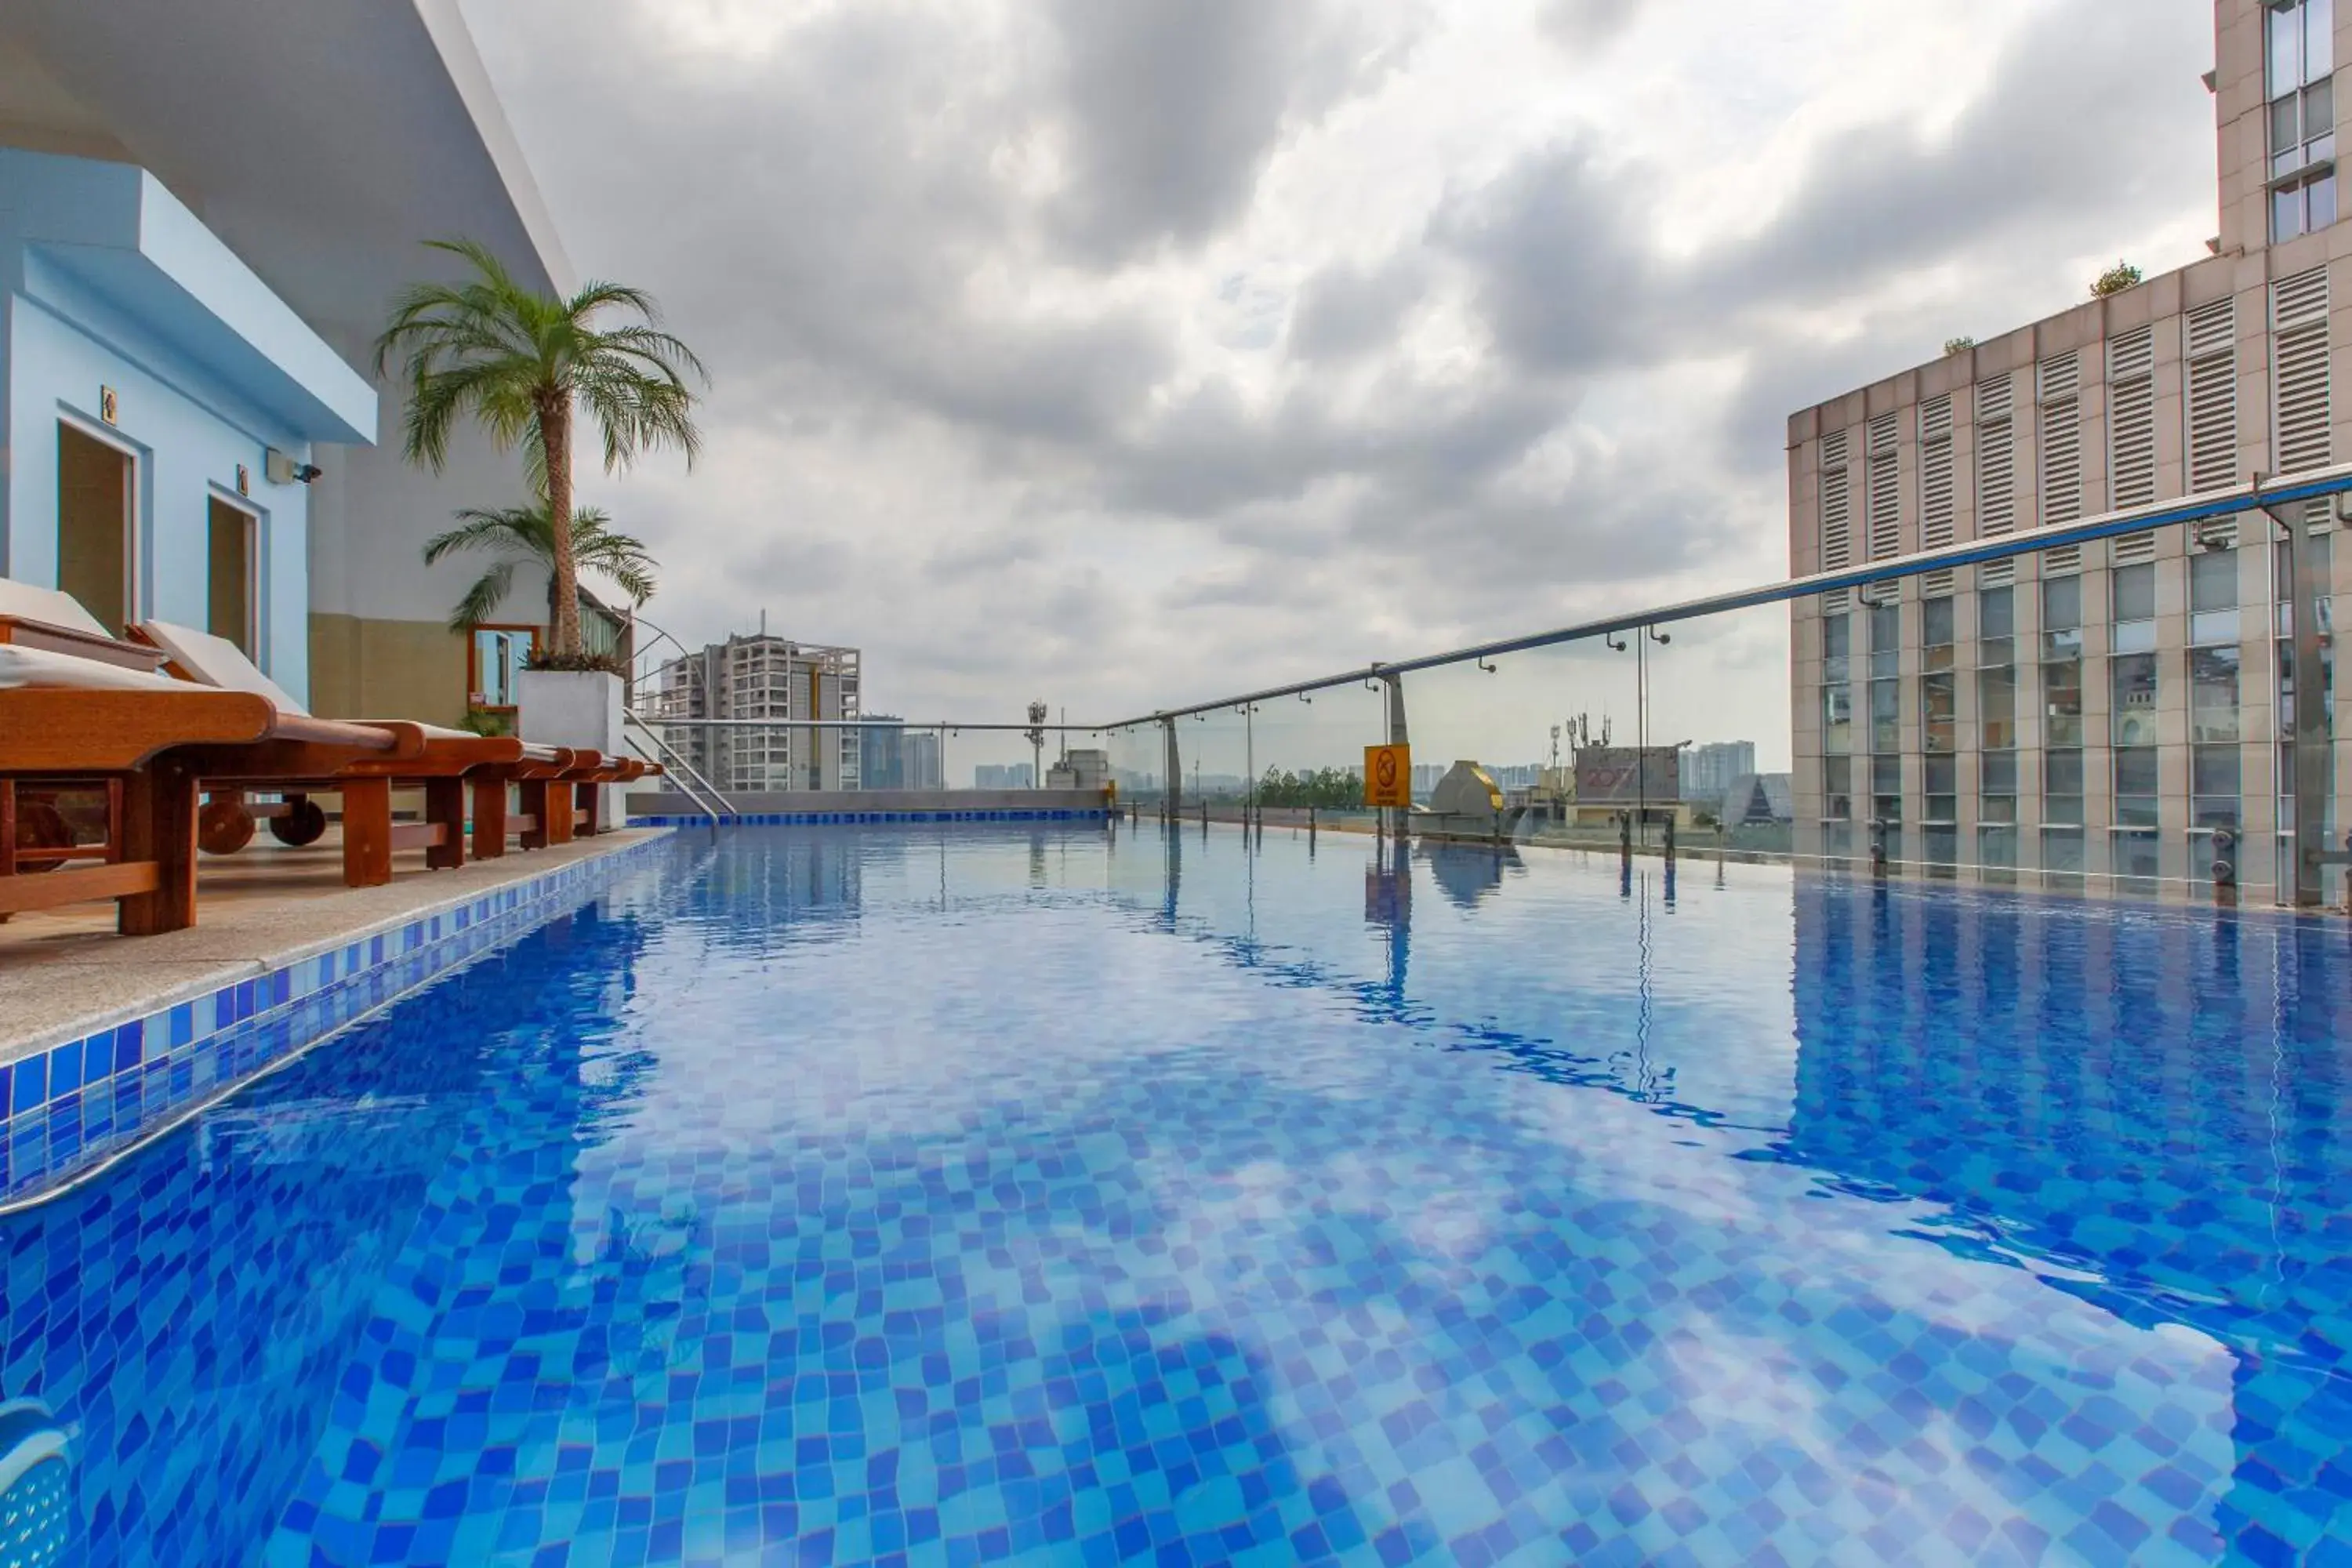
647 635 861 793
858 717 942 791
1680 742 1758 806
1788 0 2349 890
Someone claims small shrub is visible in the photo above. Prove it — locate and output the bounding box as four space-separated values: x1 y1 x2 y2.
461 706 514 738
1943 336 1976 356
523 649 627 676
2091 260 2143 297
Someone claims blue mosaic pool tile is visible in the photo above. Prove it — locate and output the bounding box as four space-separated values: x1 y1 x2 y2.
0 834 673 1207
6 826 2352 1563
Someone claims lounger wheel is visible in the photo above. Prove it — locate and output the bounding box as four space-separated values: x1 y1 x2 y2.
199 800 257 855
11 800 71 873
269 796 328 847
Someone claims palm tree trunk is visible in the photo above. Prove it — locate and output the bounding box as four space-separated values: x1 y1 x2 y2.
543 397 582 656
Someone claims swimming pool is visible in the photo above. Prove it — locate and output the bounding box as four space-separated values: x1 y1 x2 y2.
3 823 2348 1565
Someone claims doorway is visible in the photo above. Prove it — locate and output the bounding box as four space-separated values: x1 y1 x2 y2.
57 422 134 630
207 497 258 655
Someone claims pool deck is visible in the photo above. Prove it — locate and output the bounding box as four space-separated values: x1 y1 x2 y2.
0 828 666 1069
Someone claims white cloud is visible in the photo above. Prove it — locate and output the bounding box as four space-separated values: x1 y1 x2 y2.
459 0 2214 769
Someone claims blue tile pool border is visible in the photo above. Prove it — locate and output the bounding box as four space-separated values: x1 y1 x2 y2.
0 833 673 1210
629 808 1111 826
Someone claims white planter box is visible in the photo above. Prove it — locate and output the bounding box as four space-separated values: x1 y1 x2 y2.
517 669 628 824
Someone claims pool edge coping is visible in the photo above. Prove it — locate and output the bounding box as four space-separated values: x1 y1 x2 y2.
0 829 675 1207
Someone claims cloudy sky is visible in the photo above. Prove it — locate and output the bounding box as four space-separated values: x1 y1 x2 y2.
460 0 2216 773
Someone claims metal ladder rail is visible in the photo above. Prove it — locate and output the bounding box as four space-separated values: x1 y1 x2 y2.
622 710 735 829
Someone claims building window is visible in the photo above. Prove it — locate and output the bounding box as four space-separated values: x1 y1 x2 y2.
1824 755 1853 821
2189 547 2241 645
1868 601 1900 679
2115 828 2162 884
2042 574 2085 748
1822 611 1853 753
2194 745 2243 828
2114 744 2160 829
2045 747 2085 828
1979 586 2018 752
2190 646 2243 743
470 625 536 710
1869 679 1900 760
2270 0 2336 241
1981 750 2018 823
2112 562 2157 653
1923 754 1958 825
2112 652 2158 749
1871 753 1902 826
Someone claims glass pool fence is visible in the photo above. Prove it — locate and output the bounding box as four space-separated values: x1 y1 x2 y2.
626 469 2352 911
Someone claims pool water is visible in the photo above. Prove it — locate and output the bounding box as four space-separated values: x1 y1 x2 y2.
4 824 2350 1566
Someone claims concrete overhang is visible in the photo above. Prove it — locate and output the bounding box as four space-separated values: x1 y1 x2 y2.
0 0 571 361
2 151 377 445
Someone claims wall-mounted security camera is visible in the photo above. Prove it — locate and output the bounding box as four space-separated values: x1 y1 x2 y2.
263 448 325 486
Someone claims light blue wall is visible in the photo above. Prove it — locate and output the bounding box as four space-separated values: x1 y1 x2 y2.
0 151 379 706
5 291 308 695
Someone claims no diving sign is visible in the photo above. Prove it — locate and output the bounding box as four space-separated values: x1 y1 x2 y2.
1363 743 1410 808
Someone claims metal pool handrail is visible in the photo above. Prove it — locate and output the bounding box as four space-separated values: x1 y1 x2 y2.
623 710 735 828
1098 465 2352 727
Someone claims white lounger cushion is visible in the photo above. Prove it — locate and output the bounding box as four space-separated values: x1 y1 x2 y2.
0 643 188 691
0 579 115 639
134 620 307 717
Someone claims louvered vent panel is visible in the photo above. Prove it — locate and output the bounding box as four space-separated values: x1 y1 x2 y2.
2106 326 2154 381
1920 401 1956 550
2274 266 2329 327
2038 351 2080 401
1820 463 1852 572
2198 519 2239 550
1921 568 1955 597
1978 558 2015 588
1977 373 2013 419
2275 319 2332 474
1823 588 1850 613
2187 297 2234 357
1822 427 1849 468
1977 410 2016 536
1867 452 1900 560
2040 390 2082 526
2108 367 2157 509
2186 333 2238 493
2042 544 2082 575
1866 411 1898 454
2111 532 2156 565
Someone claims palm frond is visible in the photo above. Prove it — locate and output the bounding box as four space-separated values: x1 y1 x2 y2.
448 560 519 633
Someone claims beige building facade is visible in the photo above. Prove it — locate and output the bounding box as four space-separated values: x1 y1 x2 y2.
1787 0 2350 893
646 634 863 793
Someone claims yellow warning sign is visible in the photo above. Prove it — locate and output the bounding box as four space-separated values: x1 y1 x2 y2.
1363 743 1411 808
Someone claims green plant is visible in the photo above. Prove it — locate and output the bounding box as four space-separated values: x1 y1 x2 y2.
2090 260 2143 297
423 500 657 633
460 706 516 738
375 238 706 656
522 649 628 676
1943 336 1976 355
1255 765 1367 810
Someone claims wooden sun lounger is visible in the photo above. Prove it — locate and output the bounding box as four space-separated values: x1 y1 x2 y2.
125 621 655 884
0 685 402 933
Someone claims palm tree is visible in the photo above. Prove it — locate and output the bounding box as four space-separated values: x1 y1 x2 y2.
423 501 658 634
374 238 706 655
